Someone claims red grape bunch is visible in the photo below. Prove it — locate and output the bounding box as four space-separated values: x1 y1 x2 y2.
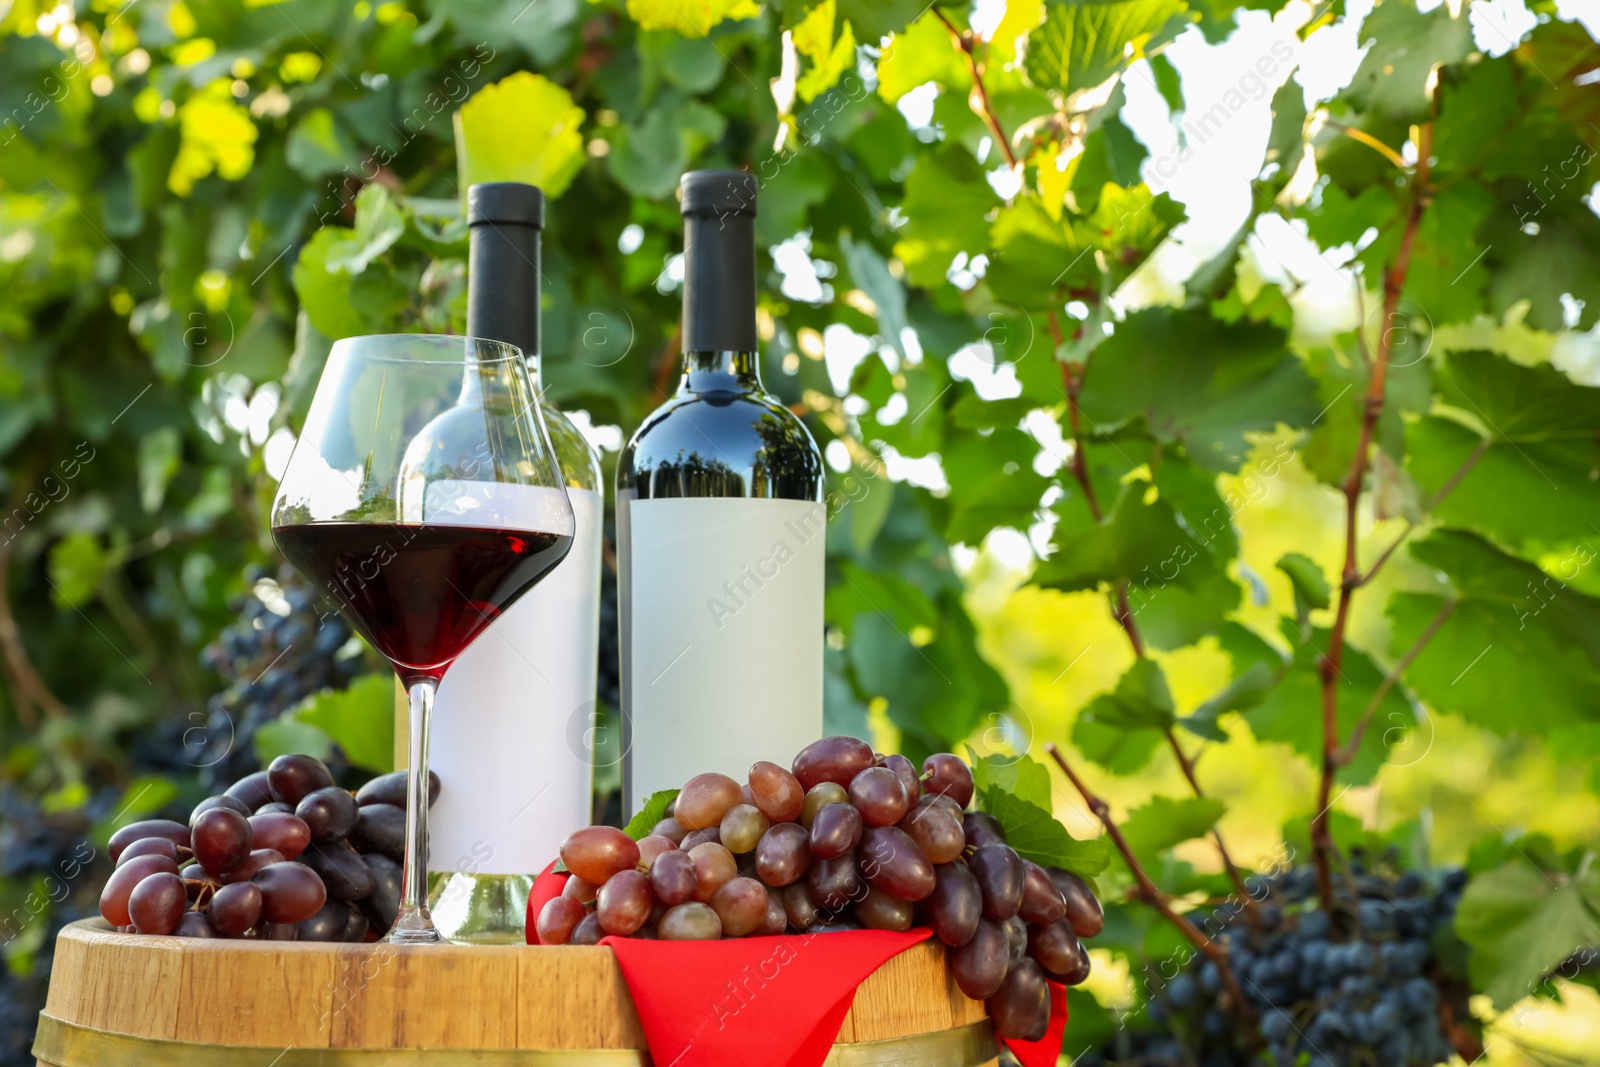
98 754 439 942
539 737 1103 1041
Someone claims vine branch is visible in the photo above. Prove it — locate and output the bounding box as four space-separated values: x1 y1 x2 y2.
934 9 1020 169
1045 743 1254 1019
1312 119 1435 912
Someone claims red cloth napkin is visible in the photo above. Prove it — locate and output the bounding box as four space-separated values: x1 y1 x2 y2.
526 865 1068 1067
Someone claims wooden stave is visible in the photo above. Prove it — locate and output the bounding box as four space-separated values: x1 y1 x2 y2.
36 919 996 1065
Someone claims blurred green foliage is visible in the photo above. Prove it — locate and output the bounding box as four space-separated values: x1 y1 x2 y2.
2 0 1599 1062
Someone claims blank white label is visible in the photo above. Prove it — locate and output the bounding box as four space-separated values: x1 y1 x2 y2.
430 487 601 876
622 496 825 811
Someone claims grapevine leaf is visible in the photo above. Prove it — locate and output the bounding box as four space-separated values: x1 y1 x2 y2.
894 146 999 288
1023 0 1189 96
625 0 760 35
1120 795 1226 869
290 674 396 774
1407 350 1600 548
1277 552 1330 616
623 789 681 840
285 109 362 180
1072 716 1164 775
455 73 586 197
1078 308 1318 472
1388 529 1600 735
254 716 334 767
875 11 968 104
1072 659 1176 775
1248 624 1415 784
970 751 1053 810
1342 0 1473 122
1036 481 1216 595
940 427 1052 544
839 233 908 354
1454 860 1600 1008
837 0 927 41
986 195 1095 308
824 559 939 641
608 99 727 199
850 591 1008 751
980 788 1111 878
1182 661 1280 741
46 532 107 609
426 0 580 65
793 0 856 103
1481 198 1600 332
322 185 405 275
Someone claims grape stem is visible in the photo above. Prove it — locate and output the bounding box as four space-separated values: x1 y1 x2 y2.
1044 743 1255 1021
933 9 1021 170
1312 118 1435 914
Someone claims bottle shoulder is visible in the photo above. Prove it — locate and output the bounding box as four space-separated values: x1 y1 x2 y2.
618 390 823 500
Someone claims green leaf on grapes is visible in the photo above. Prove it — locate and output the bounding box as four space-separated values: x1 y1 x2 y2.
1454 859 1600 1009
1406 350 1600 549
970 751 1053 810
980 788 1111 878
290 674 396 774
455 73 586 197
623 789 681 840
608 99 727 199
1342 0 1472 122
1078 307 1317 472
1120 795 1225 869
875 11 968 104
254 716 334 768
1388 529 1600 735
1023 0 1189 96
1481 198 1600 332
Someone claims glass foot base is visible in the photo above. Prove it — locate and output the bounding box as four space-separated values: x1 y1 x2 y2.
383 907 447 945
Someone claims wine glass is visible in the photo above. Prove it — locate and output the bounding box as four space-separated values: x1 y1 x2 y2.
271 334 574 944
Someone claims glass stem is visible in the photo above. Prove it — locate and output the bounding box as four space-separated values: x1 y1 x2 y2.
388 677 445 944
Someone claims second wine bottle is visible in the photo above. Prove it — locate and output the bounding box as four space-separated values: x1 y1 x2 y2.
616 170 826 812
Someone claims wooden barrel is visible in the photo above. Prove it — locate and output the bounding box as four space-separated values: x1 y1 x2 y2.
34 919 997 1066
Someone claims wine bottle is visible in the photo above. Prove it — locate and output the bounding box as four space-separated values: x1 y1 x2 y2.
616 170 825 812
424 182 604 943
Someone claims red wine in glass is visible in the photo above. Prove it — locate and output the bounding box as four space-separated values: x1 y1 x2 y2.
270 334 575 944
272 523 573 684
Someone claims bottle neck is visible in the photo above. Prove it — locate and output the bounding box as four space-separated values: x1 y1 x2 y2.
464 219 542 400
679 350 761 394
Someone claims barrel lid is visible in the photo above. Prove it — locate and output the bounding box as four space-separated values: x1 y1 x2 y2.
679 170 758 218
468 182 545 228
